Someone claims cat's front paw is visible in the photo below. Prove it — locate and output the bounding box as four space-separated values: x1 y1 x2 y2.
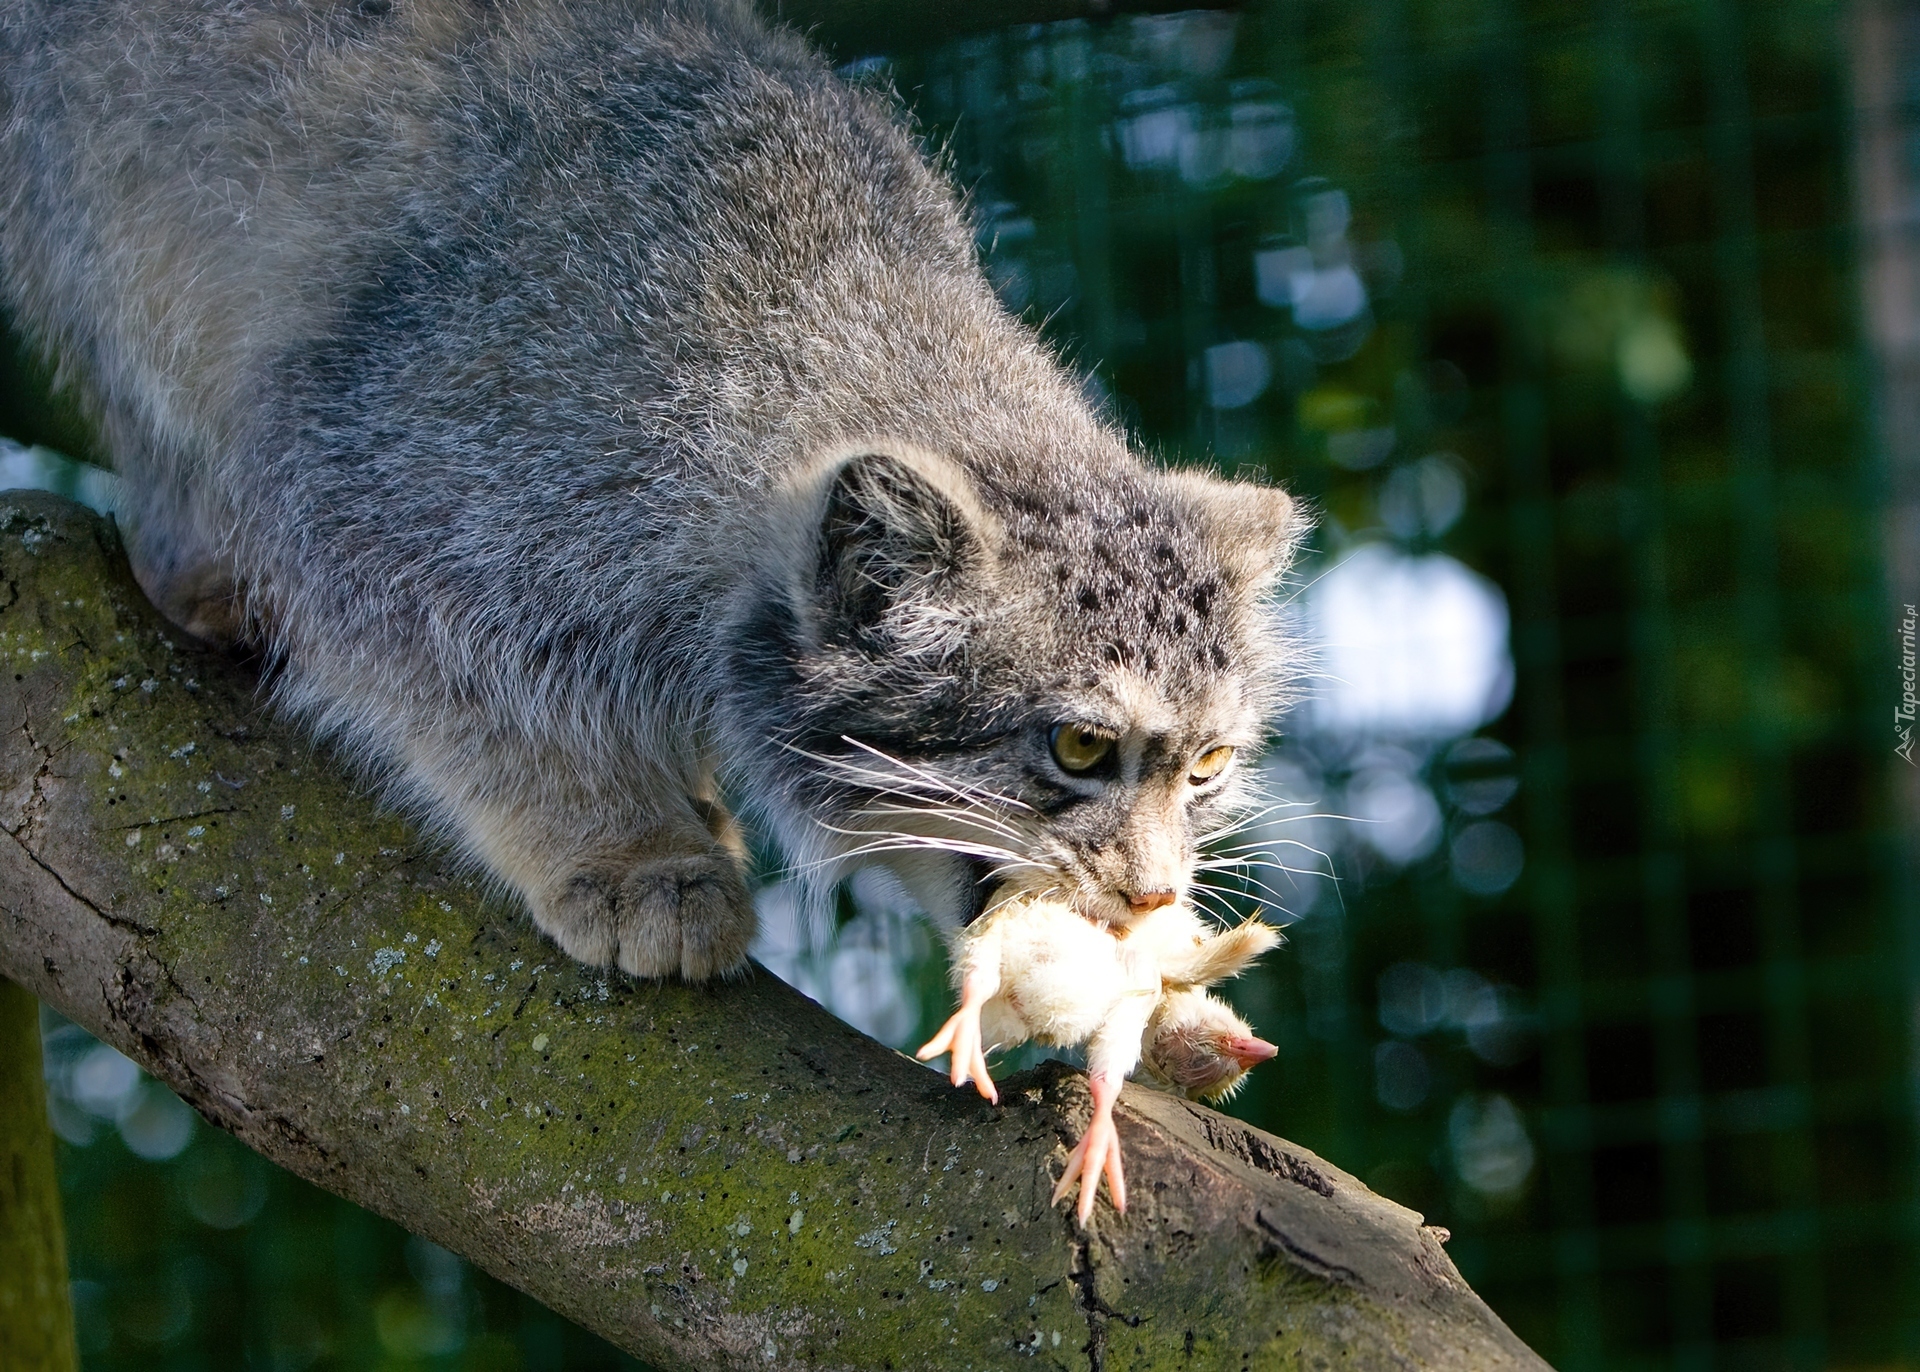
536 851 756 982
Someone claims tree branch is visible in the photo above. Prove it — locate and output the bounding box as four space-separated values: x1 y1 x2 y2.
0 493 1550 1371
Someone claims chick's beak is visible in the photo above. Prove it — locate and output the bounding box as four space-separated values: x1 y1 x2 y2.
1224 1035 1279 1069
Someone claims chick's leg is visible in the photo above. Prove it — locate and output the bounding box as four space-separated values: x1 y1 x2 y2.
1051 1068 1127 1225
916 965 1002 1103
1053 980 1154 1225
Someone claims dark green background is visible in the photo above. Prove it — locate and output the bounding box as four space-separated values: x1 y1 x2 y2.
8 0 1916 1367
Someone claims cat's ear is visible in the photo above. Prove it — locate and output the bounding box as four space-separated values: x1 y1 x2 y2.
808 446 995 644
1167 468 1309 592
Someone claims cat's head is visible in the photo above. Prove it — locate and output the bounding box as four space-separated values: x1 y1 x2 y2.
729 441 1307 930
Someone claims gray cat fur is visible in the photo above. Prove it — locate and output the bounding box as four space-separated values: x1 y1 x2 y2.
0 0 1305 978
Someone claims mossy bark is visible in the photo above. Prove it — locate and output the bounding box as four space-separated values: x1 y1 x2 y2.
0 493 1553 1371
0 977 78 1372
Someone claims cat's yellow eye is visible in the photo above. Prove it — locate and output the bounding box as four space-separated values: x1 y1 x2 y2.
1050 723 1116 773
1190 745 1235 784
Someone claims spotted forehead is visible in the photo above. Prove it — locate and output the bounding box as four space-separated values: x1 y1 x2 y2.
1009 505 1240 663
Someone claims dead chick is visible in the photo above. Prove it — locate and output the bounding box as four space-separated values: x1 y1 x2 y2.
916 890 1278 1223
1139 987 1278 1102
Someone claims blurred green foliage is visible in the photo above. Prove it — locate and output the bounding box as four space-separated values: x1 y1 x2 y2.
8 0 1915 1368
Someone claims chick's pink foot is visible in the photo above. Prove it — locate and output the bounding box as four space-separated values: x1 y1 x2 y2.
1052 1069 1127 1225
916 970 999 1103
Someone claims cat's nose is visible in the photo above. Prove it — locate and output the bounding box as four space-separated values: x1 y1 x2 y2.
1126 889 1177 915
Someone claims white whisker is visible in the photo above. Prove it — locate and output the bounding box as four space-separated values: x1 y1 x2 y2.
1203 833 1343 866
837 736 1035 813
775 740 1020 816
809 822 1027 865
1196 865 1322 908
1184 883 1244 927
1194 801 1321 845
1195 850 1338 881
1191 874 1308 924
857 801 1029 843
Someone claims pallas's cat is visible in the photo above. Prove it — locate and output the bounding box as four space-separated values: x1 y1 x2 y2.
0 0 1305 977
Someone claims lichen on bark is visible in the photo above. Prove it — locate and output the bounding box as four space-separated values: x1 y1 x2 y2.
0 493 1552 1371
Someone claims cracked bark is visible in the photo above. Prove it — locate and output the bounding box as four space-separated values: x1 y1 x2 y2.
0 493 1554 1372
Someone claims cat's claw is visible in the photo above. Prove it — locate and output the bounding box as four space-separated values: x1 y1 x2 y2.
1052 1070 1126 1225
917 1000 998 1103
